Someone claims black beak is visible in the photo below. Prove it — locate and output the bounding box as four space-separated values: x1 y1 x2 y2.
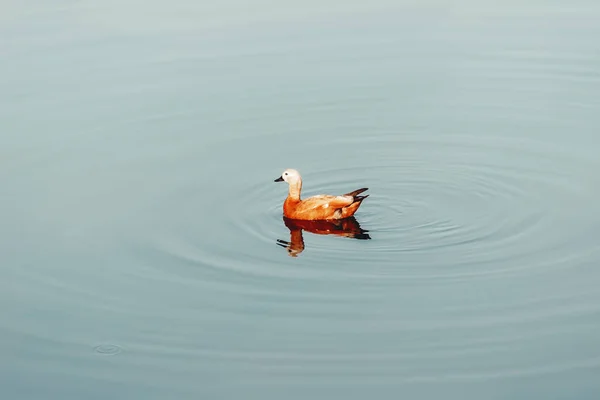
274 176 284 182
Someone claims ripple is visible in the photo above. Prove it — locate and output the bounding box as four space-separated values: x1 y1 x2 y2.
140 130 599 290
93 344 123 356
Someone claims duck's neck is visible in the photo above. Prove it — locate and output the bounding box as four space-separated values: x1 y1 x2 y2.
287 180 302 201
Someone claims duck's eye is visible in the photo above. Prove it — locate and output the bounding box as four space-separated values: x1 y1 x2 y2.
284 172 288 176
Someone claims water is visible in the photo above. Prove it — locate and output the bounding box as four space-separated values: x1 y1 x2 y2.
2 1 600 399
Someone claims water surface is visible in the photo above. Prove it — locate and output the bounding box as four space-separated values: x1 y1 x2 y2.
2 1 600 399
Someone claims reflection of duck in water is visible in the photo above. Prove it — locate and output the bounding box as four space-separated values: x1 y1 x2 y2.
274 169 369 220
277 216 371 257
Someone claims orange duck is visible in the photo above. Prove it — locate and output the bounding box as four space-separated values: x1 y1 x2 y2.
274 169 369 220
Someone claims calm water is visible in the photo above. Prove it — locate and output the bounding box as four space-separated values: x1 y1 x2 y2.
2 1 600 399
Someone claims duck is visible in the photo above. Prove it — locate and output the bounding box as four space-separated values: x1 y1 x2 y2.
274 168 369 220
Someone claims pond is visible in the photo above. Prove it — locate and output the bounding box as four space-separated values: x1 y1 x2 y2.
2 1 600 399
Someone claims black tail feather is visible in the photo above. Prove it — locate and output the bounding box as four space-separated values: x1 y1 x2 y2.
344 188 369 198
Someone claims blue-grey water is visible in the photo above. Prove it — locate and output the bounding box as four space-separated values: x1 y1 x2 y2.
2 2 600 399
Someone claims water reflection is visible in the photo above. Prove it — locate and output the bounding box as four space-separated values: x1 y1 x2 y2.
276 216 371 257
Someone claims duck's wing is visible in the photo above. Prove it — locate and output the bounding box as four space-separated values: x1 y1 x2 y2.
303 194 354 209
290 195 353 219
